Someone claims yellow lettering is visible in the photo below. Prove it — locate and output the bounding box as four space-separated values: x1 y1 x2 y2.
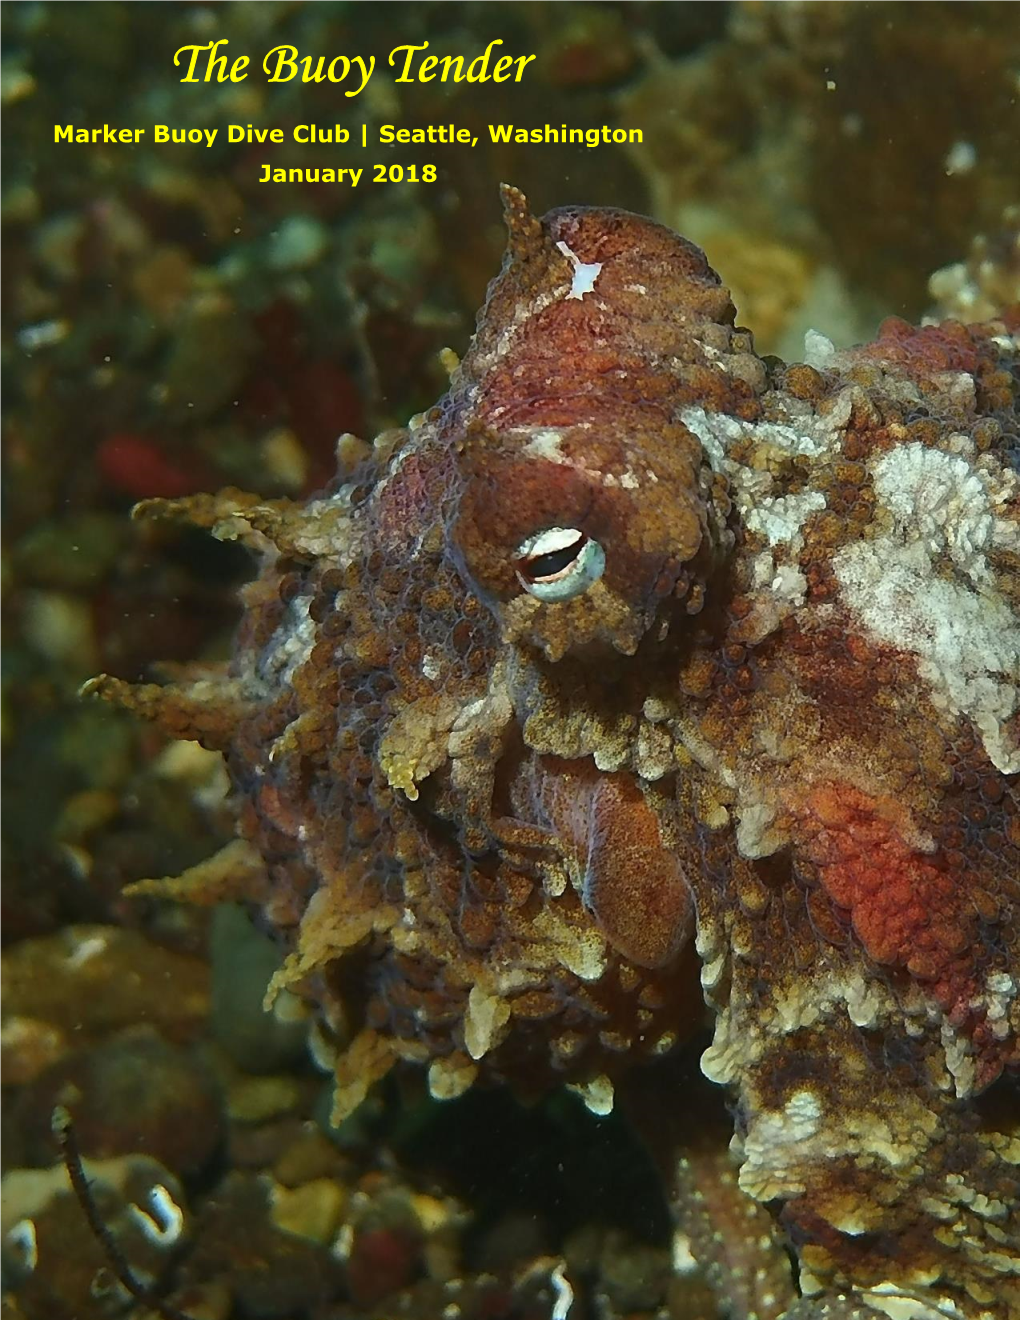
326 56 349 83
512 54 537 81
466 38 502 83
437 54 465 83
492 55 514 81
388 42 428 82
348 56 374 97
264 44 299 83
173 43 207 83
173 39 247 83
203 39 230 81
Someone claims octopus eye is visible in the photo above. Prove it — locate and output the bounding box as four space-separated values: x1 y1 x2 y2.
513 527 606 601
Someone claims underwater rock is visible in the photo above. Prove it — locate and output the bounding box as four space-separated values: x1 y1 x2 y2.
271 1123 348 1188
346 1222 423 1307
1 1153 189 1320
181 1170 343 1318
342 1173 468 1306
91 189 1020 1318
225 1072 304 1125
267 1175 346 1245
592 1229 672 1312
15 512 128 592
210 903 309 1074
1 924 210 1049
10 1026 223 1180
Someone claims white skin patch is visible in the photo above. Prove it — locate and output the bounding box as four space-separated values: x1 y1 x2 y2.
861 1283 968 1320
870 442 997 585
803 328 836 368
744 490 827 548
523 428 566 461
833 534 1020 774
739 1089 823 1199
681 393 854 466
556 240 602 300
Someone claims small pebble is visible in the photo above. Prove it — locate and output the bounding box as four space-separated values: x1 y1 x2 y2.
10 1026 223 1178
184 1172 343 1316
211 904 309 1074
227 1074 304 1124
273 1125 346 1187
269 1177 346 1244
0 1016 68 1086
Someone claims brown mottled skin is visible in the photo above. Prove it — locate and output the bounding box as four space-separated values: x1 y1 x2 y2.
90 188 1020 1319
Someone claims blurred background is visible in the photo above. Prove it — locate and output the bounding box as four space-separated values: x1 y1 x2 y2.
2 3 1019 1317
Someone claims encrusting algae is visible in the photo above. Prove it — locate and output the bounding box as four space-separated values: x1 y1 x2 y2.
87 186 1020 1320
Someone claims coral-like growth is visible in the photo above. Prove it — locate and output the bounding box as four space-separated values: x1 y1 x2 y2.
89 188 1020 1319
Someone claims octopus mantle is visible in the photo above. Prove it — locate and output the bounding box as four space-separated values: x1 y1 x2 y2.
92 189 1020 1319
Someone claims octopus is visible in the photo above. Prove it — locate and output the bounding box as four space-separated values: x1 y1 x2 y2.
88 187 1020 1320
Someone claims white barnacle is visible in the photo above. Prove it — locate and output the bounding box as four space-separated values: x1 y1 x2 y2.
127 1183 184 1247
549 1260 575 1319
555 240 602 301
64 932 108 969
6 1219 37 1273
513 527 606 602
672 1229 698 1275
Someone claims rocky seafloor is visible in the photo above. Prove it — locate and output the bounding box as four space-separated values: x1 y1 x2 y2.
2 4 1019 1319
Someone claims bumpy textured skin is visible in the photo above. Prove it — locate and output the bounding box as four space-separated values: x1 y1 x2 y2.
91 189 1020 1319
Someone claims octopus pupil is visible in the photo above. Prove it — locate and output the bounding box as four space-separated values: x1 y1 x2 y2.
521 534 587 582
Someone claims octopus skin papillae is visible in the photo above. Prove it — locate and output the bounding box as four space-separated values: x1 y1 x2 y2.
91 187 1020 1320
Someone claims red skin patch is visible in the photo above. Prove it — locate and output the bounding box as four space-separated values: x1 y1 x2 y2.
853 316 982 375
473 205 732 435
798 783 983 1029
